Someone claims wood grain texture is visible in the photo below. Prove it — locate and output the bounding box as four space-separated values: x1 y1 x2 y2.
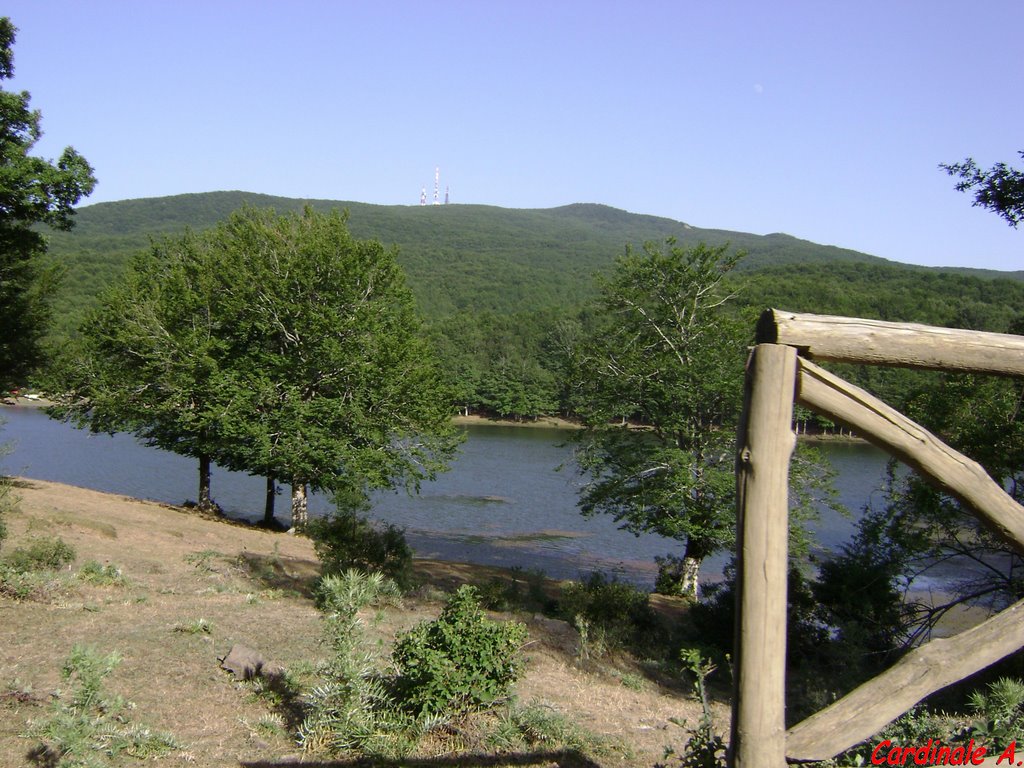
731 344 798 768
758 308 1024 375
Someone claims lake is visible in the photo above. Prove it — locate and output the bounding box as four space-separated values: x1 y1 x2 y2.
0 405 891 588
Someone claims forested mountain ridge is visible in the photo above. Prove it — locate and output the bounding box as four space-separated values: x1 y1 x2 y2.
44 190 943 331
35 189 1024 422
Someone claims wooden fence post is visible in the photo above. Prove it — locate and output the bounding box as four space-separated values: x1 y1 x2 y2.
731 343 797 768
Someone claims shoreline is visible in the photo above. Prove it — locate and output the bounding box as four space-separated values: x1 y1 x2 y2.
1 394 54 409
3 475 987 637
451 412 580 430
3 397 863 441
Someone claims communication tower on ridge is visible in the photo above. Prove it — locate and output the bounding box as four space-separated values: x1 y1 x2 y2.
419 167 450 205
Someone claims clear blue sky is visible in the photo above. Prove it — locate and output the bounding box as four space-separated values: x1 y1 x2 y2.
6 1 1022 270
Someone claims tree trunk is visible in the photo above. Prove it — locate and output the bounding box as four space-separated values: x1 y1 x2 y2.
264 476 277 525
656 551 702 600
677 555 700 599
290 480 308 530
197 454 214 512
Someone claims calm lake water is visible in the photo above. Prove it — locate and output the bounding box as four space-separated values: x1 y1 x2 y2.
0 405 891 588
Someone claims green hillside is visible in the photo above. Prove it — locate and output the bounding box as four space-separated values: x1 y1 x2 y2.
33 190 1024 421
43 191 906 333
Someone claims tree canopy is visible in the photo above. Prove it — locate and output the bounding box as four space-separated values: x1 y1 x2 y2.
53 229 229 510
941 151 1024 229
0 17 96 389
570 239 750 599
204 207 460 525
56 206 459 527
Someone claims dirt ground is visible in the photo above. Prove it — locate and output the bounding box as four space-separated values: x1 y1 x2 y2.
0 477 713 768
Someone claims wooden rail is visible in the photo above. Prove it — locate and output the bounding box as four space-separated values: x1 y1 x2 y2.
730 310 1024 768
785 597 1024 761
758 308 1024 375
797 358 1024 552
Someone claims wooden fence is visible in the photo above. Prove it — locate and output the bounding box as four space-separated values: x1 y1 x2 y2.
730 309 1024 768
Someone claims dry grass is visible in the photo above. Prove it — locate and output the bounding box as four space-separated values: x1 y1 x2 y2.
0 478 714 767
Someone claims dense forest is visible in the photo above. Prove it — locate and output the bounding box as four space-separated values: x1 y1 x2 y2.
40 191 913 331
36 191 1024 421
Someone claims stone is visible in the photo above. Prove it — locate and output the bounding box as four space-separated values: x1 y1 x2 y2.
219 644 283 681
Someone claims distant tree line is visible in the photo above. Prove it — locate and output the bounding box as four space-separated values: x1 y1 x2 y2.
422 260 1024 425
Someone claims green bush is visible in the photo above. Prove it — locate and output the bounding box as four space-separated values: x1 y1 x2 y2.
968 677 1024 750
0 562 52 601
308 508 413 589
78 560 128 586
487 702 617 757
475 567 554 614
392 585 528 718
559 572 655 653
4 535 76 572
0 536 76 601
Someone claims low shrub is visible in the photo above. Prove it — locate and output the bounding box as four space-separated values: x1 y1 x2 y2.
308 508 413 589
78 560 128 586
487 702 619 758
26 645 179 765
4 535 76 572
0 562 56 601
173 618 213 635
559 572 655 654
392 585 528 718
968 677 1024 750
811 680 1024 767
0 536 76 600
303 578 530 758
475 567 554 614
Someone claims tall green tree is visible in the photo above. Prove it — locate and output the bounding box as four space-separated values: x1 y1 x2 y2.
570 239 749 599
56 207 459 528
941 151 1024 229
203 207 460 527
206 207 460 526
0 17 95 389
54 230 230 510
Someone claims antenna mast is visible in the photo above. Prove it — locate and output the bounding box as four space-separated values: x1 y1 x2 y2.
433 166 440 205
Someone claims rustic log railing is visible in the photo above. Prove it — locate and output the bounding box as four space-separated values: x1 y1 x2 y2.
731 309 1024 768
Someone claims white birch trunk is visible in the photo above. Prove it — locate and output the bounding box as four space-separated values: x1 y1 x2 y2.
290 480 308 530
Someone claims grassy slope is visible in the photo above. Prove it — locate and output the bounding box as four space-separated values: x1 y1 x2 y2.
0 477 709 767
